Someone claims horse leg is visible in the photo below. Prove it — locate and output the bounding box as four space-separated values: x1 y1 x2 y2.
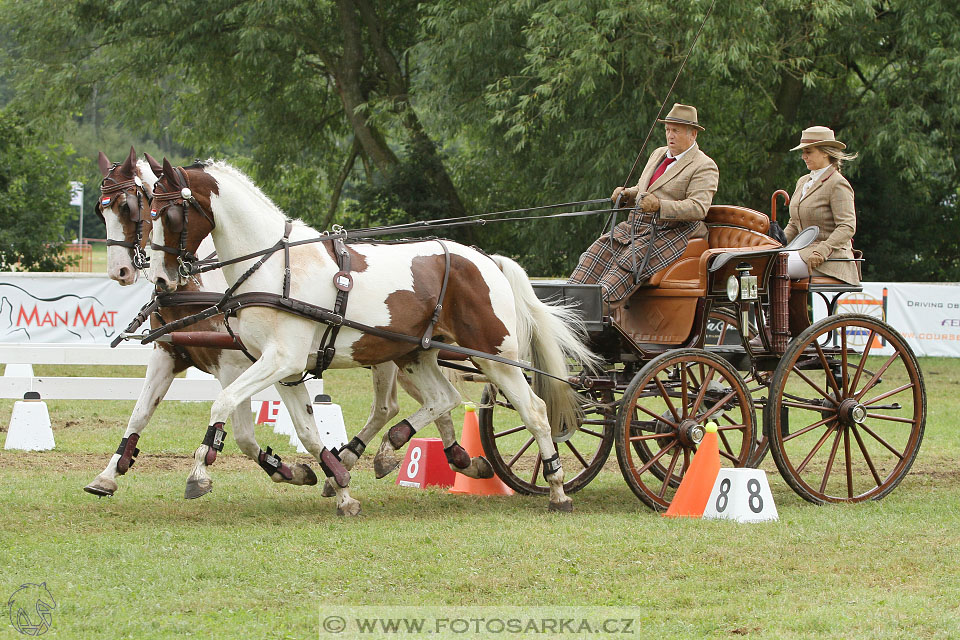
372 352 464 478
478 362 572 511
397 364 493 480
276 383 360 516
321 362 400 497
186 350 345 499
84 347 176 497
216 359 317 489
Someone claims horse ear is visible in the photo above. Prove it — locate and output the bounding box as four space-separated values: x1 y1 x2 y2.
145 152 162 176
97 151 112 177
119 147 136 175
162 157 177 186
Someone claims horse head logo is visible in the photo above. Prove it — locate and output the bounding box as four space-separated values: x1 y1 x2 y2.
7 583 56 636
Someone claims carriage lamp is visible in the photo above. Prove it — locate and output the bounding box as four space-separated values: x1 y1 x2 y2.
736 263 758 301
726 275 740 301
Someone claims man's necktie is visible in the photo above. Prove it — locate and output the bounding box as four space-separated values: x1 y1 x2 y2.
648 156 676 186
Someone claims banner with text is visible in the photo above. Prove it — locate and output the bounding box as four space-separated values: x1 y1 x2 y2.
812 281 960 357
0 274 153 344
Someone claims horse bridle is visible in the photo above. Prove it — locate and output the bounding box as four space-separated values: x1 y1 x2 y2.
149 166 216 278
97 166 152 270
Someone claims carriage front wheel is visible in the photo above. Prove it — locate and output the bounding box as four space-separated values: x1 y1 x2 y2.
477 384 615 495
615 349 756 511
765 314 925 504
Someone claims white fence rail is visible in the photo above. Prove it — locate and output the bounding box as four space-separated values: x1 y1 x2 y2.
0 344 322 401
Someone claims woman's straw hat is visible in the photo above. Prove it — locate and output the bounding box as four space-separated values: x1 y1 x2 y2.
790 126 846 151
658 103 705 131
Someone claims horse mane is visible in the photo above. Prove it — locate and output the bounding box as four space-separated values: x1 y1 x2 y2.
202 160 310 231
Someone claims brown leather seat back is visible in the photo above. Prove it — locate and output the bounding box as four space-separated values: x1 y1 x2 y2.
705 205 770 234
708 225 780 250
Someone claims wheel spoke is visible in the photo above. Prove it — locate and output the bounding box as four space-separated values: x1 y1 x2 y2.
844 427 855 498
506 436 536 468
654 377 681 423
719 448 741 464
797 425 838 474
530 454 542 486
689 366 717 416
635 439 678 475
865 412 917 425
494 425 527 439
718 429 734 456
790 365 837 404
781 399 837 412
565 440 590 469
633 403 679 427
658 449 681 499
698 389 737 422
628 432 675 442
840 325 849 395
851 425 883 486
814 341 843 399
855 352 900 401
783 415 838 442
862 382 915 407
848 330 876 393
818 427 844 494
579 427 606 438
858 422 905 459
680 365 690 419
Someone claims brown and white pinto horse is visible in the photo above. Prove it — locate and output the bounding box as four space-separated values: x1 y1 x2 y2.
85 148 318 498
148 159 597 514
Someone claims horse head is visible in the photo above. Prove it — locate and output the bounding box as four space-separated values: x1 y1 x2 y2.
148 157 218 292
96 146 156 285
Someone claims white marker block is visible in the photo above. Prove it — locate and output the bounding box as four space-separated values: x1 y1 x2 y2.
291 397 348 453
5 396 55 451
703 468 778 523
4 363 34 377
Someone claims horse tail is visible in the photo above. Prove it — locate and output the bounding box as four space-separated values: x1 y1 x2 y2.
490 255 601 438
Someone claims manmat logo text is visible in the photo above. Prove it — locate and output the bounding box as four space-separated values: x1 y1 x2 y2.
16 305 118 328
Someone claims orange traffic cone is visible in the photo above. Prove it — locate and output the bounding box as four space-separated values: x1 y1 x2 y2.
663 422 721 518
449 404 514 496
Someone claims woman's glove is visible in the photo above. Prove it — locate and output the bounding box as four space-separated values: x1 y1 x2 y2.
807 251 826 269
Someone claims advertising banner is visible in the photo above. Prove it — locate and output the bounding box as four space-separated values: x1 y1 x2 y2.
812 282 960 357
0 274 153 344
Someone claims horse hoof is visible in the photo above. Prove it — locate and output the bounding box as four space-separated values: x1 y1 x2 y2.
373 453 400 479
548 499 573 513
337 499 361 517
474 456 495 479
321 479 336 498
83 477 117 497
295 463 318 486
184 478 213 500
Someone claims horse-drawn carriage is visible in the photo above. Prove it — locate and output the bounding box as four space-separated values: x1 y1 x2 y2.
477 200 925 509
95 150 925 514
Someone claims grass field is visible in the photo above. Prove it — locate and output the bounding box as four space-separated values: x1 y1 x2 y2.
1 360 958 639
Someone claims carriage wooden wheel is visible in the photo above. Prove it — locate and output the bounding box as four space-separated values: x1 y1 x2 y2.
477 384 615 495
765 314 925 504
615 349 756 511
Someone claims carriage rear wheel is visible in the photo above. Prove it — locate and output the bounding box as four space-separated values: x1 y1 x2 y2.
477 384 615 495
765 314 925 504
615 349 755 511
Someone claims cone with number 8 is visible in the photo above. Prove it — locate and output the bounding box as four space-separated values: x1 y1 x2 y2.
662 421 721 518
449 404 514 496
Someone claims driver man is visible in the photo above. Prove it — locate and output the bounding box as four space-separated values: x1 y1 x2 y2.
568 103 719 302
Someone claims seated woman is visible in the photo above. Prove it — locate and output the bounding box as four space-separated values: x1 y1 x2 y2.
784 126 860 285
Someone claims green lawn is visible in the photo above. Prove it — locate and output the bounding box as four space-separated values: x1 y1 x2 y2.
0 361 958 639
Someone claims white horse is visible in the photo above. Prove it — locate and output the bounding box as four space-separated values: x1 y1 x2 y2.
86 148 318 498
148 158 598 514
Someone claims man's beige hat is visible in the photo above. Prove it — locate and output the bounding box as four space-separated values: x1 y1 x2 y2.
790 126 846 151
658 103 704 131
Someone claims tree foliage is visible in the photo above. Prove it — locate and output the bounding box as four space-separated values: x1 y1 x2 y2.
0 110 77 271
1 0 958 279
